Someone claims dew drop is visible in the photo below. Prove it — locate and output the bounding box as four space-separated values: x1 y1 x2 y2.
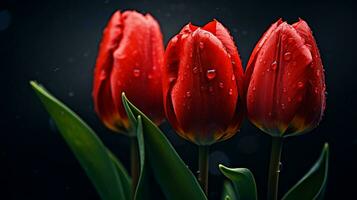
219 82 224 88
283 87 287 93
281 103 285 110
271 61 277 70
316 69 321 77
287 97 292 102
199 42 204 49
297 81 304 88
133 69 141 77
186 91 191 97
314 87 319 94
148 74 153 79
99 70 106 80
229 88 233 95
169 77 176 83
206 69 216 80
283 52 292 61
231 74 235 81
193 67 199 74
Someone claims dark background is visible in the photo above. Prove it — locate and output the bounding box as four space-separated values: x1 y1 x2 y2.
1 0 356 199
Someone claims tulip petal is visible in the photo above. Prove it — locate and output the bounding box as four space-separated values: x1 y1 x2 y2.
110 11 164 128
170 28 238 145
203 20 244 97
247 22 312 135
287 19 326 135
92 11 124 132
245 19 283 94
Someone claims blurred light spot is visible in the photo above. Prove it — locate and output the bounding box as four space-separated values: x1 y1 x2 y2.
49 118 58 133
209 150 230 175
237 135 260 154
0 10 11 31
68 91 75 97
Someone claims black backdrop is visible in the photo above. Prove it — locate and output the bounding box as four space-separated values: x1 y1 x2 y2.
1 0 356 199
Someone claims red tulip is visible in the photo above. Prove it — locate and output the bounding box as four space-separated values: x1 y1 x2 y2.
92 10 164 134
163 20 244 145
245 19 326 137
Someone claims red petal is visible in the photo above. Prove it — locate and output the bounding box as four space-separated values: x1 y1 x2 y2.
92 11 124 131
247 22 312 135
203 20 244 100
110 11 164 125
170 28 238 145
288 19 326 134
245 19 283 95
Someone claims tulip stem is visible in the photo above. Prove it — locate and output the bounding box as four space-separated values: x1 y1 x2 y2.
267 137 284 200
198 145 209 195
130 137 139 198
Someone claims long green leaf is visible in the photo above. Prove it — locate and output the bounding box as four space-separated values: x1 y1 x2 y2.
219 165 257 200
122 93 207 200
134 115 152 200
282 143 329 200
221 180 238 200
30 81 127 200
108 151 131 200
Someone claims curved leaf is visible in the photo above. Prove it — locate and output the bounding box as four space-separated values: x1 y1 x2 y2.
282 143 329 200
221 180 237 200
122 93 207 200
30 81 127 200
219 164 257 200
108 151 131 200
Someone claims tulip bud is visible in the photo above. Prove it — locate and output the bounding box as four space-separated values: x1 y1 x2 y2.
92 10 164 134
163 20 244 145
245 19 326 137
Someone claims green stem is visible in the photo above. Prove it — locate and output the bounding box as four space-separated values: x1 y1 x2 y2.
267 137 284 200
130 137 139 199
198 145 209 195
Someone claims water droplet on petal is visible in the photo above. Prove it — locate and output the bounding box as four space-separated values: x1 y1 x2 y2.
206 69 216 80
283 87 287 93
133 69 141 77
99 70 106 80
229 88 233 95
169 77 176 84
297 81 304 88
148 74 153 79
314 87 319 94
316 69 321 77
283 52 292 61
199 42 204 49
281 103 285 110
271 61 277 70
219 82 224 88
193 67 199 74
186 91 191 97
231 74 235 81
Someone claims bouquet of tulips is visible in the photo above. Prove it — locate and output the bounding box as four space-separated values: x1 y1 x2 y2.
31 10 328 200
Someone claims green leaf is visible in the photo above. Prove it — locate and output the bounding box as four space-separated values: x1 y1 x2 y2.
133 115 152 200
108 151 131 200
30 81 127 200
282 143 329 200
221 180 238 200
122 93 207 200
219 164 258 200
